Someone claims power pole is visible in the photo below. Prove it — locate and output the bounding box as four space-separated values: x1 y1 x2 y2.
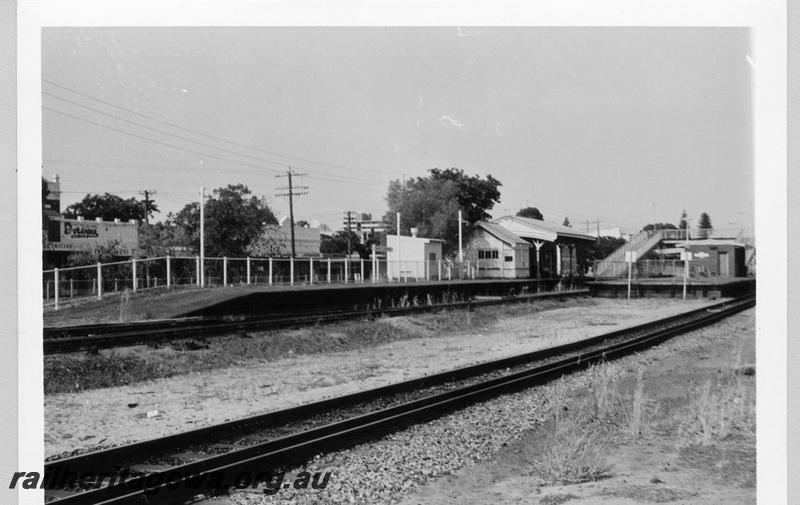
275 168 308 258
139 189 157 225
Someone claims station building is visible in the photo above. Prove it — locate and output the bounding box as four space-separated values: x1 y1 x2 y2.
465 216 596 279
656 238 748 277
42 175 141 268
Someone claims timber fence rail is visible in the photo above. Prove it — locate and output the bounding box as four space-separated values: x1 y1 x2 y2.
43 255 488 309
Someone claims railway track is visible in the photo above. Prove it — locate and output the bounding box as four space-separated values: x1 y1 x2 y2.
43 289 587 354
43 294 754 504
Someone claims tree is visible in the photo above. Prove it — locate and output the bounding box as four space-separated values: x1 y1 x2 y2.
138 221 189 257
698 212 712 229
427 168 502 224
679 209 688 230
697 212 712 239
320 231 368 258
643 222 677 231
64 193 157 222
383 168 502 255
516 207 543 220
585 236 627 264
562 217 571 227
384 178 462 255
172 184 277 257
296 219 310 228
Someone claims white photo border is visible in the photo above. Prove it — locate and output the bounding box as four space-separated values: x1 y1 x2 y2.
18 2 787 504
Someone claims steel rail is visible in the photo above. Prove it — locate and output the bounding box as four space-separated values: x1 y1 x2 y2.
45 295 744 476
44 290 588 353
45 295 754 505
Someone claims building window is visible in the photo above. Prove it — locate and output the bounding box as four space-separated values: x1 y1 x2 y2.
505 256 513 262
429 252 437 261
478 249 499 260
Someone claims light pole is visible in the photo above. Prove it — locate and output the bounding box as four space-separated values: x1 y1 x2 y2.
682 218 692 300
200 186 205 287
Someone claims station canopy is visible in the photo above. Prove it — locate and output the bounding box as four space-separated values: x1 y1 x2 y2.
493 216 596 243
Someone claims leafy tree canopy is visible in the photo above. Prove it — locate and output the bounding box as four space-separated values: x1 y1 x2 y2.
384 168 502 255
643 222 678 231
138 221 188 257
427 168 502 224
384 178 462 255
679 209 688 230
320 230 368 258
698 212 712 229
171 184 277 257
585 236 627 264
64 193 158 222
516 207 543 220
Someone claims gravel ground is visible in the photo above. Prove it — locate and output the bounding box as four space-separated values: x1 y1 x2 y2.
205 308 754 505
46 298 716 458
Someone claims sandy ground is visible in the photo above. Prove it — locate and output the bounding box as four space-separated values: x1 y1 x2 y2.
45 298 717 458
396 310 755 505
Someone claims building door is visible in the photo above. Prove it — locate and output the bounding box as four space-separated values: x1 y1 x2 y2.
718 251 729 276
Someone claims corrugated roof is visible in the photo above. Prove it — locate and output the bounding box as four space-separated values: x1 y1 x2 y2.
473 221 530 246
496 216 596 241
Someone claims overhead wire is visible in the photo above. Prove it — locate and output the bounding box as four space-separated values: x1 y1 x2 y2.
42 78 400 177
44 91 393 185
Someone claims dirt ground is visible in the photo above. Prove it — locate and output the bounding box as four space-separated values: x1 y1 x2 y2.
396 310 755 505
45 298 716 459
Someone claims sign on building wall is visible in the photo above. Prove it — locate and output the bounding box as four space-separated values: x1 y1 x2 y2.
44 218 139 255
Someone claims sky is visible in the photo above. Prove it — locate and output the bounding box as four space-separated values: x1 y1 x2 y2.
41 27 753 235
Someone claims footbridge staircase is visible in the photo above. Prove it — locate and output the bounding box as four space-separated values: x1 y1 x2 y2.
593 230 667 278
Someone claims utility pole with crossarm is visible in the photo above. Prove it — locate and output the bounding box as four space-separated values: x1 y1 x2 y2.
275 169 308 257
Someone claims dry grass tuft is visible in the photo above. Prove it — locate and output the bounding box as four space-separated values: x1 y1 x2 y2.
675 342 755 445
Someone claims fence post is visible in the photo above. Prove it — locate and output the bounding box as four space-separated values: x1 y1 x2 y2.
132 258 138 292
290 257 295 286
269 258 273 286
70 278 74 298
54 268 59 310
438 260 442 281
246 257 251 285
327 258 332 283
360 259 364 283
344 258 349 284
309 257 314 285
447 263 452 281
97 262 103 300
166 255 171 288
223 257 228 287
196 255 201 286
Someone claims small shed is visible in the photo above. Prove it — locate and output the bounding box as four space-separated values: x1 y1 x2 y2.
386 231 444 280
